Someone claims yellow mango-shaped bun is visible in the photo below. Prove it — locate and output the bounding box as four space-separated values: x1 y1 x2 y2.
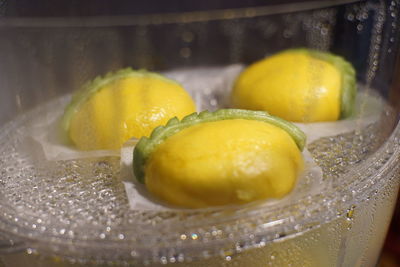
133 109 306 209
61 69 196 150
232 49 356 122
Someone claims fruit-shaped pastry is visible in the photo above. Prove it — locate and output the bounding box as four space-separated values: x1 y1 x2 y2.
61 68 196 150
133 109 306 208
231 49 356 122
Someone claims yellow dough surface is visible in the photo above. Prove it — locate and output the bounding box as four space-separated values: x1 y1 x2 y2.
69 76 196 150
232 50 342 122
145 119 304 208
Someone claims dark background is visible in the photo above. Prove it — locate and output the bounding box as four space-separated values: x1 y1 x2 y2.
0 0 349 17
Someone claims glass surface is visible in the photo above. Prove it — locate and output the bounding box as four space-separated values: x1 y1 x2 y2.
0 0 399 266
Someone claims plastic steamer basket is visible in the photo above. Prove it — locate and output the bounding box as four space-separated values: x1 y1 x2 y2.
0 1 399 267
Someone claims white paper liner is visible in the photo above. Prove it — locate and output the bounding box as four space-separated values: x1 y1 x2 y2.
164 64 244 111
26 96 120 161
295 90 383 143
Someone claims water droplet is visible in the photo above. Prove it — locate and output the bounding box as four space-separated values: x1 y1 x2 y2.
191 233 198 240
177 254 185 262
347 13 355 21
160 256 168 264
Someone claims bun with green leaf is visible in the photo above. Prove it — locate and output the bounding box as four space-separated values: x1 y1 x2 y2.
61 68 196 150
134 109 306 208
232 48 356 122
